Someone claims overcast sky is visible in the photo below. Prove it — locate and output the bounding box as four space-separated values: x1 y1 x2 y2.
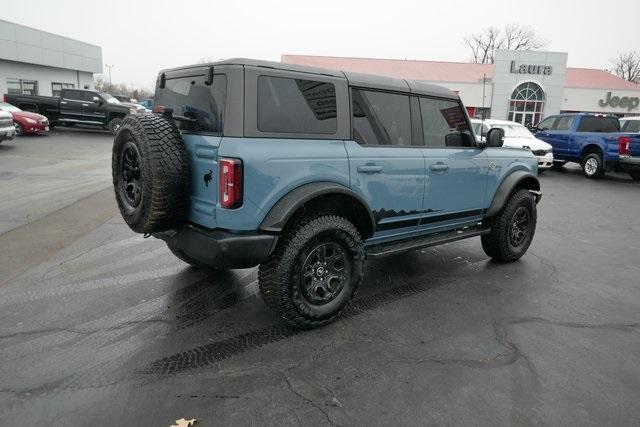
4 0 639 89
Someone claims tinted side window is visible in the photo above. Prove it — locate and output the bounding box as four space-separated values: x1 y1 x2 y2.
63 90 83 100
537 116 556 130
420 97 473 147
257 76 336 134
156 74 227 134
622 120 640 132
577 116 620 132
555 116 574 131
352 89 411 146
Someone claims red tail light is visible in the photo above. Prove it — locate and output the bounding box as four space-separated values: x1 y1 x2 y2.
2 94 7 102
219 158 243 209
619 136 631 156
152 105 167 113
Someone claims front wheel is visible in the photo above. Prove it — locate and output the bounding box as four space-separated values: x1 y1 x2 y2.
481 189 537 262
581 152 605 179
258 215 364 329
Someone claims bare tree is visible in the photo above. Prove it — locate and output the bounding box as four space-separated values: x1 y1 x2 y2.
612 51 640 83
463 24 549 64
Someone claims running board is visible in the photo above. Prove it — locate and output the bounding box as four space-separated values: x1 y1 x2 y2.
365 227 491 259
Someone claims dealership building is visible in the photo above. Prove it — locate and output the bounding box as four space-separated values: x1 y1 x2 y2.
282 50 640 125
0 19 102 98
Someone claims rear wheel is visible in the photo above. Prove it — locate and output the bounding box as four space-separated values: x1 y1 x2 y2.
481 189 537 262
581 152 605 179
629 170 640 181
258 215 364 329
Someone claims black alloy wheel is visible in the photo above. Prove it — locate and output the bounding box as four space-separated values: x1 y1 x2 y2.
300 242 351 305
121 141 142 208
508 206 530 248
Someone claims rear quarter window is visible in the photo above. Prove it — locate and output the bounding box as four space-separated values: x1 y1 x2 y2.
156 74 227 134
577 116 620 132
257 76 337 134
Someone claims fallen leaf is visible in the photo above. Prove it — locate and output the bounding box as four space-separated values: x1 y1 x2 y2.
170 417 197 427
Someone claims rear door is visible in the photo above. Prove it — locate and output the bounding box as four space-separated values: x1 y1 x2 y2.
345 87 426 238
417 96 488 229
59 90 86 123
81 91 107 125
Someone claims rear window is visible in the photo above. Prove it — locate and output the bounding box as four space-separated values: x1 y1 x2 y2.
577 116 620 133
622 120 640 132
156 73 227 134
257 76 337 134
352 89 411 146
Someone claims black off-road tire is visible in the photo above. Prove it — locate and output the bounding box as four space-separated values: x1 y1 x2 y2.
628 170 640 181
258 215 365 329
108 117 124 135
481 189 537 262
581 152 605 179
112 114 189 233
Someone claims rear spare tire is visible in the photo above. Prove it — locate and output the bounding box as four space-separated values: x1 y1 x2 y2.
112 114 189 233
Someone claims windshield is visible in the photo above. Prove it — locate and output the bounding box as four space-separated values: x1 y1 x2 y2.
100 93 121 104
491 124 534 138
0 102 21 112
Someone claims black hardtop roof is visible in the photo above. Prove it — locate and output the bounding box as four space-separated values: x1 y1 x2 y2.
160 58 458 99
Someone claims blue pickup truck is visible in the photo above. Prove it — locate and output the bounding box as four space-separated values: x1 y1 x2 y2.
534 113 640 180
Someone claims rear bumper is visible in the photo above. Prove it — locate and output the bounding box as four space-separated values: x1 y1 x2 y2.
154 225 278 269
619 155 640 168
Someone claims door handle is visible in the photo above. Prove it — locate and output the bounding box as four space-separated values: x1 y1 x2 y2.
60 101 67 105
82 103 89 107
430 163 449 172
357 164 384 174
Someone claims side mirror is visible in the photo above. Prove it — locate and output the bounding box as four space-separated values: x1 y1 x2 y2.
486 127 505 148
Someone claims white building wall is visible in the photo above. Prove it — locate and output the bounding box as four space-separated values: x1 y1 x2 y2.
562 87 640 115
426 81 492 110
0 59 94 96
491 50 568 121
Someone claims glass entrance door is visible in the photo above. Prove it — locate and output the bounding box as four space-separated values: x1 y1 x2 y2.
508 82 545 126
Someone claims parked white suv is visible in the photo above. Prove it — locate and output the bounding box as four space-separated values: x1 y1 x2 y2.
0 110 15 143
471 119 554 171
620 116 640 133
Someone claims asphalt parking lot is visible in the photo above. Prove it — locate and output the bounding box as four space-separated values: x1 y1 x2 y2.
1 130 639 426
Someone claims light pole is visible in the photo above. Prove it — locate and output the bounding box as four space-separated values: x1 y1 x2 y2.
105 64 115 90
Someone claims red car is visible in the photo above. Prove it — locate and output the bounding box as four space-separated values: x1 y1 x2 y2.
0 102 49 136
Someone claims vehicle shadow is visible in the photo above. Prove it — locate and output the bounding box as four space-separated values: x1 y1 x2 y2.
545 163 638 184
137 246 490 376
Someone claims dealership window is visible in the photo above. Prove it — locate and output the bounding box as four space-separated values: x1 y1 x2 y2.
6 78 38 95
51 82 75 97
257 76 336 134
508 82 545 126
352 89 411 145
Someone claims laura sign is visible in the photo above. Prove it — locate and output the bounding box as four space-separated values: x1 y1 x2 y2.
510 61 552 75
598 92 640 111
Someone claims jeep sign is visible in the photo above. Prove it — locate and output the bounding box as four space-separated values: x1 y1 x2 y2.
510 60 552 75
598 92 640 111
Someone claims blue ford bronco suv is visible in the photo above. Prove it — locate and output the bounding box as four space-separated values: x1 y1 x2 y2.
112 59 541 328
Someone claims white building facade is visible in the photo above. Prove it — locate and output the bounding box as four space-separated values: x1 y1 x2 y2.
0 19 102 97
283 51 640 125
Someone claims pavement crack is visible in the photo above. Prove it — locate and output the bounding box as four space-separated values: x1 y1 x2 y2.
285 376 337 426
